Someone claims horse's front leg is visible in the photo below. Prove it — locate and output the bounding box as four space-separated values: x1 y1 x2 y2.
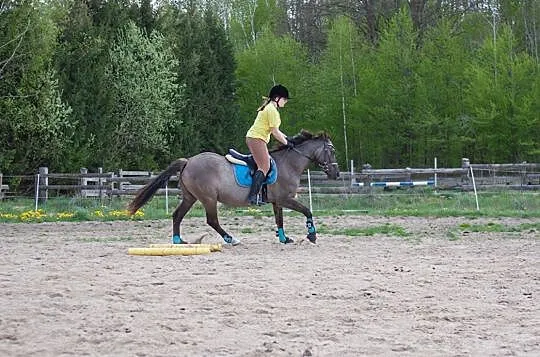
278 198 317 243
272 203 294 244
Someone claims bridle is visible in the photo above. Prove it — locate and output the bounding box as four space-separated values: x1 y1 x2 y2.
291 140 338 174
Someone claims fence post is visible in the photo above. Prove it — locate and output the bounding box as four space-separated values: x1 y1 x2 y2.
119 169 125 191
362 164 372 192
38 167 48 203
461 158 470 186
350 160 356 186
469 162 480 211
80 168 88 197
434 157 438 188
98 167 104 199
109 172 115 195
0 172 3 200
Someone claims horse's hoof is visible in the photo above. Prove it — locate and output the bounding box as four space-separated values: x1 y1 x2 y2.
223 234 241 246
306 233 317 243
172 235 184 244
280 237 294 244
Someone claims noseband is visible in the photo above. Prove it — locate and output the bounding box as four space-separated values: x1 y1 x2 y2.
292 140 337 173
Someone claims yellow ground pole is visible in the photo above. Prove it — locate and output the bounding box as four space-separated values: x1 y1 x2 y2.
128 247 211 256
148 243 222 252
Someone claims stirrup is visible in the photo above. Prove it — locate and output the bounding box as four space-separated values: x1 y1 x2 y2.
248 194 267 206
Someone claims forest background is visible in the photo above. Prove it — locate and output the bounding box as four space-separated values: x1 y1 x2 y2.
0 0 539 175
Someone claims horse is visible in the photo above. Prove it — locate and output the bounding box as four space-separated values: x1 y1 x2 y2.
127 130 340 245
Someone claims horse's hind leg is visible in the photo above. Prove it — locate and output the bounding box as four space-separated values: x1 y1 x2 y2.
200 199 241 246
171 191 197 243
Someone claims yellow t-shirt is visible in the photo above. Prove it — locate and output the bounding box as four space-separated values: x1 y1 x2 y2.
246 103 281 143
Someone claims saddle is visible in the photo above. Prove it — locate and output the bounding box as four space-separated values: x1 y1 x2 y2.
226 149 258 171
225 149 278 188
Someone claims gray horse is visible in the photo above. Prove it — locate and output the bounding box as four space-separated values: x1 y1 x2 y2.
128 130 340 245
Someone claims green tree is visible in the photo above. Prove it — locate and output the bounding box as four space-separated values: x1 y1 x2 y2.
498 0 540 62
135 0 155 35
235 28 311 148
158 3 240 155
101 21 179 168
465 24 540 162
307 16 367 169
0 0 74 174
194 8 240 154
55 0 135 169
228 0 287 51
415 19 472 167
361 7 419 167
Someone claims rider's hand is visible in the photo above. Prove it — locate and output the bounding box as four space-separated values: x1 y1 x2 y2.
286 137 295 149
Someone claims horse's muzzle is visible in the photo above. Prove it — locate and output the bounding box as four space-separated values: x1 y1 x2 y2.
325 163 340 180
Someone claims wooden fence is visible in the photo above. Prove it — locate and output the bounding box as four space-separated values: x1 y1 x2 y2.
0 172 9 200
33 167 181 202
1 160 539 202
298 159 540 194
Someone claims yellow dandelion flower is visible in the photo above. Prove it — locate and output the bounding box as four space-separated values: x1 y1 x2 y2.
57 212 75 219
0 213 17 220
20 209 46 221
108 210 130 217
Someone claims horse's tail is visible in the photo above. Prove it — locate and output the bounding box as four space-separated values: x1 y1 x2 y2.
128 158 188 215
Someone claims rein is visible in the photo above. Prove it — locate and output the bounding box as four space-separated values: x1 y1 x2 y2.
290 141 337 173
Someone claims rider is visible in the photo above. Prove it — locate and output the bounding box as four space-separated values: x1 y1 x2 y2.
246 84 294 205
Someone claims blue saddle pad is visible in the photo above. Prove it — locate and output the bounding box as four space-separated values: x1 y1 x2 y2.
232 159 278 187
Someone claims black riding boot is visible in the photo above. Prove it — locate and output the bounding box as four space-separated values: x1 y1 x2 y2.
247 170 267 205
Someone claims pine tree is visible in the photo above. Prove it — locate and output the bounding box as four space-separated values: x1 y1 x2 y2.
55 0 134 169
157 3 239 155
196 8 240 153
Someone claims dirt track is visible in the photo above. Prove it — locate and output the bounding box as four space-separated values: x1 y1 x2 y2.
1 215 538 356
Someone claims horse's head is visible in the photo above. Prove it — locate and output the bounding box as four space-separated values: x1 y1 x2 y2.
288 130 340 180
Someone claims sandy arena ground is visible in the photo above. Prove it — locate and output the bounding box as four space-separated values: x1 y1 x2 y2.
0 215 538 357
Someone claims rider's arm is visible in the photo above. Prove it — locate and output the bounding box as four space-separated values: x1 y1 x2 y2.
270 127 288 145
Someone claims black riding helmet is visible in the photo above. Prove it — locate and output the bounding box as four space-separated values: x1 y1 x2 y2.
268 84 290 100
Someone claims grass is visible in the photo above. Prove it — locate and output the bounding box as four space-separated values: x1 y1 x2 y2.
0 190 538 223
457 222 540 233
318 223 410 237
299 190 539 218
77 236 136 243
444 221 539 241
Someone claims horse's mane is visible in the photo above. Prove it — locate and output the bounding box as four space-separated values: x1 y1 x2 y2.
272 129 330 151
